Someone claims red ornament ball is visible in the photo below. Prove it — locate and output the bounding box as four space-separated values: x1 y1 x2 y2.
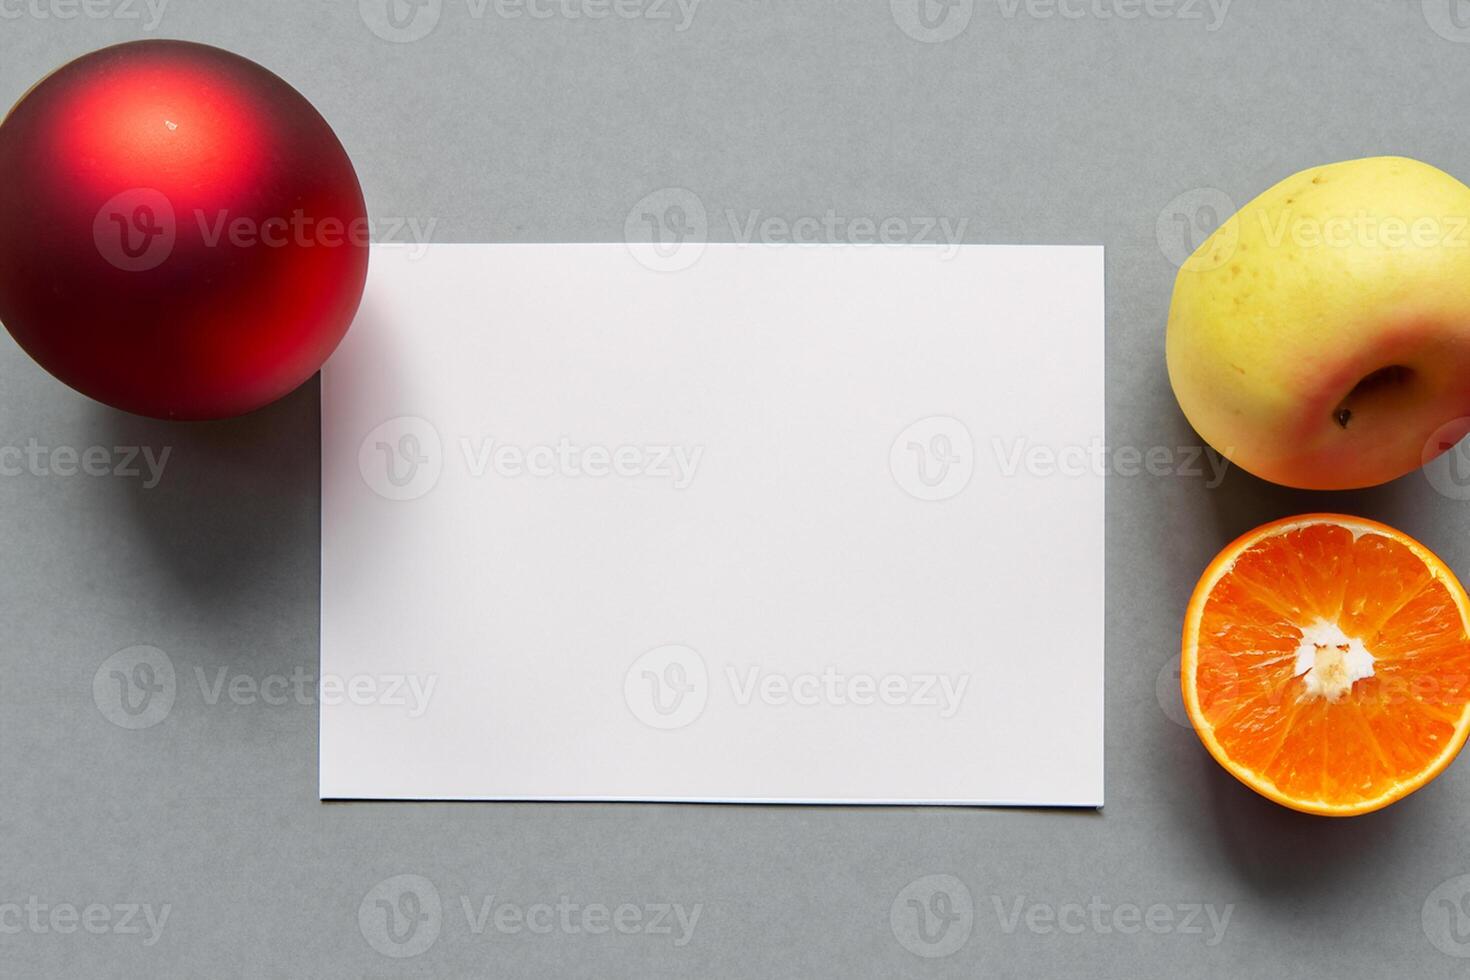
0 40 368 420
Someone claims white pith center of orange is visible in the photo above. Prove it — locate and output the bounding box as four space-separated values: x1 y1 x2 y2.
1292 620 1375 703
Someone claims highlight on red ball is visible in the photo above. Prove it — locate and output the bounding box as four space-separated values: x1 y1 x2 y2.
0 40 369 421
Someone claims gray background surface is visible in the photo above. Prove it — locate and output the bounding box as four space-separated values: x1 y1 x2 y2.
4 0 1470 976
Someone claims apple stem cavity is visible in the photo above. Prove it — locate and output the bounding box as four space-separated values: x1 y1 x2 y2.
1334 365 1416 430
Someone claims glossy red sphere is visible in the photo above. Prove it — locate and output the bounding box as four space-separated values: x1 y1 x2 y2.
0 40 368 420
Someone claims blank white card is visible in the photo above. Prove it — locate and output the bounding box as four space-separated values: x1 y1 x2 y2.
320 243 1103 805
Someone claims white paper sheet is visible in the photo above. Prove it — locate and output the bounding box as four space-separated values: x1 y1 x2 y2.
320 243 1104 806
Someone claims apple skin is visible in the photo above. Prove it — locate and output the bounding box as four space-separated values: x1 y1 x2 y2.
1166 156 1470 490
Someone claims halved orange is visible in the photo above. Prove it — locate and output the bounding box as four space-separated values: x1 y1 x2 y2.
1181 514 1470 816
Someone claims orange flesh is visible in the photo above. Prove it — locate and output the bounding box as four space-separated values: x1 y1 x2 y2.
1184 517 1470 815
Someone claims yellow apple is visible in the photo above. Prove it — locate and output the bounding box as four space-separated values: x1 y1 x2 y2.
1166 156 1470 490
